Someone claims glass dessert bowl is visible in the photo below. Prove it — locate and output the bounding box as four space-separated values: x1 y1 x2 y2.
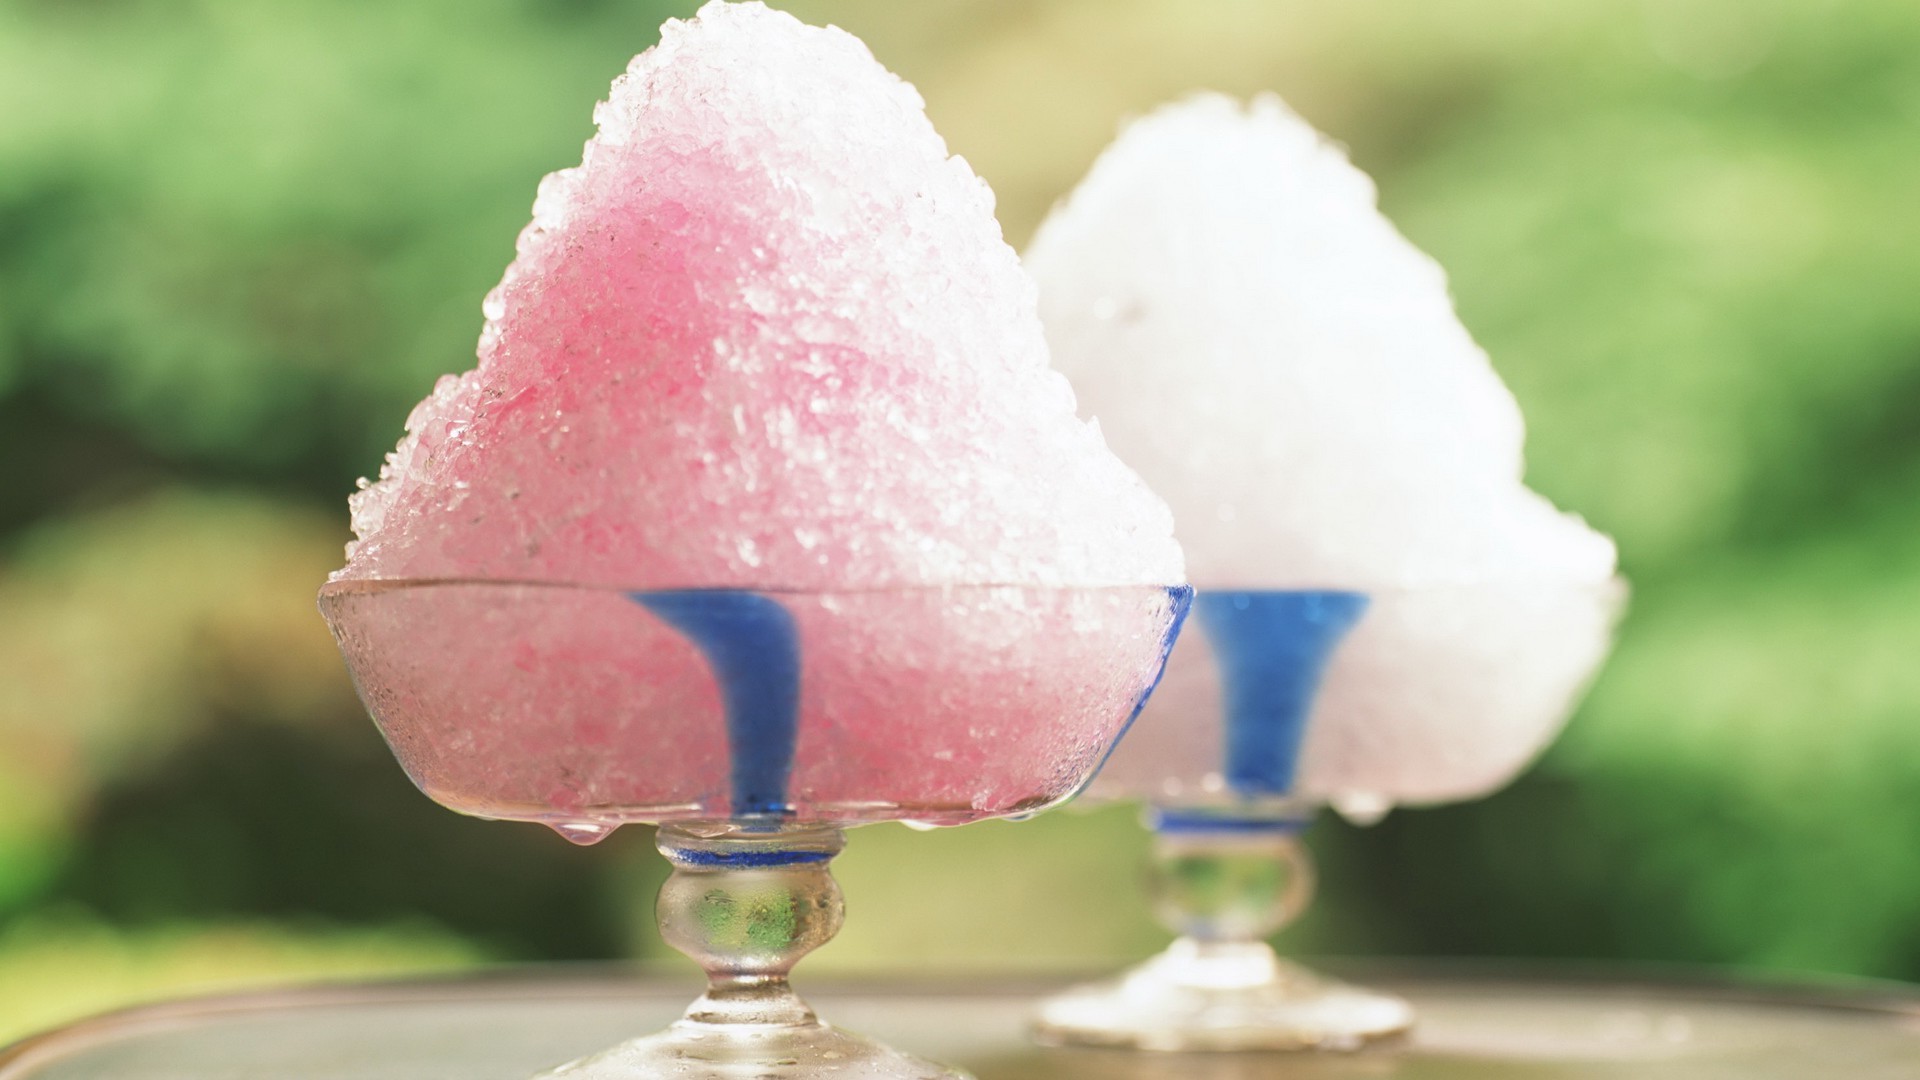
1033 581 1622 1052
320 579 1190 1080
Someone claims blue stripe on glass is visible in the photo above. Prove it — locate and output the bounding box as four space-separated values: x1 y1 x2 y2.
666 847 835 868
631 590 800 818
1151 808 1310 835
1086 584 1195 786
1196 590 1369 797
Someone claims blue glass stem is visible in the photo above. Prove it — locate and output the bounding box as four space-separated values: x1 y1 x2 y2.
633 590 801 818
1195 590 1368 797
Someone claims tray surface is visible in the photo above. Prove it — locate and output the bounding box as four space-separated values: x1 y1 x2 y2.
4 968 1918 1079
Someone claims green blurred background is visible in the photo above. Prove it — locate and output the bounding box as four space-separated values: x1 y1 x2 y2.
4 0 1919 1042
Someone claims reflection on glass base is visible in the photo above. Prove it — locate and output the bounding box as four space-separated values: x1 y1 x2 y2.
1032 938 1413 1052
538 988 967 1080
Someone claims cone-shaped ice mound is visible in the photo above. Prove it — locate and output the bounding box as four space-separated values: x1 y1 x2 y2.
338 0 1181 592
1028 94 1617 806
1027 93 1608 591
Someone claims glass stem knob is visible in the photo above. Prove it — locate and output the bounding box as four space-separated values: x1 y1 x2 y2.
540 824 963 1077
654 823 847 1030
1033 820 1412 1051
1147 825 1314 987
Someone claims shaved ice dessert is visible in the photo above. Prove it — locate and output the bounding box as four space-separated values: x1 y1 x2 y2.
319 0 1188 835
322 6 1190 1077
1026 91 1618 1054
1026 93 1617 810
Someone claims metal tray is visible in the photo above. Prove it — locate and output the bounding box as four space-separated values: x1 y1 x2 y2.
5 966 1918 1079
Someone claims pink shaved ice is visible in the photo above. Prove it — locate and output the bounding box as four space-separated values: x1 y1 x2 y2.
336 0 1182 591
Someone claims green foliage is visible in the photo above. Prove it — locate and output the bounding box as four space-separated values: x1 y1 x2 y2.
0 0 687 497
1390 0 1920 571
1335 0 1920 980
0 0 691 1025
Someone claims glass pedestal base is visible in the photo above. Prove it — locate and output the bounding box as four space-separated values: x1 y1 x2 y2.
538 987 965 1080
1033 938 1413 1052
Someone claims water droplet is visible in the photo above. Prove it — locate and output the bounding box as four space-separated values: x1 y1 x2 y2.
552 821 615 845
1331 792 1393 827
